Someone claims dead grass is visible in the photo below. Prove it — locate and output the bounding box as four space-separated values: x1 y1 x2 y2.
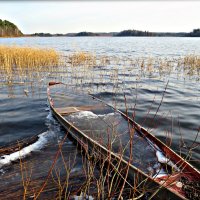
183 55 200 75
0 45 59 68
0 45 60 80
68 52 96 66
1 45 200 85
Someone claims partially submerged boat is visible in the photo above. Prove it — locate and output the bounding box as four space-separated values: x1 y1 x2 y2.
47 82 200 200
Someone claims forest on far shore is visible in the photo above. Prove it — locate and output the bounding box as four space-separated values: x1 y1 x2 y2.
30 29 200 37
0 19 199 38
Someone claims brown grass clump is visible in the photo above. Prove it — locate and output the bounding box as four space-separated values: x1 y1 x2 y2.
184 55 200 67
0 45 60 79
183 55 200 75
68 52 96 66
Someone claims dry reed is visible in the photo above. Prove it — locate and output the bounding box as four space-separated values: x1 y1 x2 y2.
0 45 59 68
68 52 96 66
0 45 60 81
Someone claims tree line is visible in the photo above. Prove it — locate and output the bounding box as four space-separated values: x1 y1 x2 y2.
31 29 200 37
0 19 23 37
0 18 199 37
116 29 200 37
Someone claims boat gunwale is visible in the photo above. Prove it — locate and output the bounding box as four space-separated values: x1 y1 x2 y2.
47 81 200 200
90 94 200 179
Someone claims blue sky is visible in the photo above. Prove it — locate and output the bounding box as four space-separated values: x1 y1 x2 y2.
1 1 200 34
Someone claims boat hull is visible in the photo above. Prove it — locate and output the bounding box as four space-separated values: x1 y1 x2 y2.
48 82 200 200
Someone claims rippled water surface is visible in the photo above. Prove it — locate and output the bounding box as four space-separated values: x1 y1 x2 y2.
1 36 200 57
0 37 199 198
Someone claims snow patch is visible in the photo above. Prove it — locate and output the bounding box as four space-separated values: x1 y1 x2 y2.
70 111 115 119
98 113 115 118
156 151 169 163
73 111 97 119
156 151 180 171
73 192 94 200
0 131 50 168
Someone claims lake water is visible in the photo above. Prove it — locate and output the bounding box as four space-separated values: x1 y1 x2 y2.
0 37 199 198
1 36 200 57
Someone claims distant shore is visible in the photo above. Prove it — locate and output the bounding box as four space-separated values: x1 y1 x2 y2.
24 29 200 37
1 19 200 38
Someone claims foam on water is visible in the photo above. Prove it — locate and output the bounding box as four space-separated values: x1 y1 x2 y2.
46 111 54 121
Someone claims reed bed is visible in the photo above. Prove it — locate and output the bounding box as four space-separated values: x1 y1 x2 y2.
1 45 200 85
0 45 59 68
65 52 200 81
0 45 60 81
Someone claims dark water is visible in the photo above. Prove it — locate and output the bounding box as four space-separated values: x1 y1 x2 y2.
0 37 199 198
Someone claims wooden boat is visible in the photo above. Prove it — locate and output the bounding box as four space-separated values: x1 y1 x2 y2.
47 82 200 200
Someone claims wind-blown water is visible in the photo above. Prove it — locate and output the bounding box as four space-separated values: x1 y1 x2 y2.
1 37 200 57
0 37 199 197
